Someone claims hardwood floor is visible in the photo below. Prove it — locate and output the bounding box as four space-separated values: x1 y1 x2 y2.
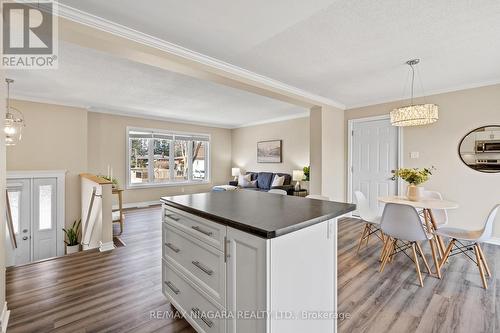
6 209 499 332
338 218 498 333
6 207 195 333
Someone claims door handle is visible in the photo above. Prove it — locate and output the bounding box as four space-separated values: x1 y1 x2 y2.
22 236 28 240
191 225 213 236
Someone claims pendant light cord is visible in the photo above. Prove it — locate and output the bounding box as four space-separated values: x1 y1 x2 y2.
410 62 415 107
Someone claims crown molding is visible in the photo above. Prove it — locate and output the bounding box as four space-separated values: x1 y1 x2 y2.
235 112 310 129
346 79 500 110
56 4 345 110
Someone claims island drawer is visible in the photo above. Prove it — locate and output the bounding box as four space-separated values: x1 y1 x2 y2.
163 259 226 333
163 223 226 306
163 205 226 251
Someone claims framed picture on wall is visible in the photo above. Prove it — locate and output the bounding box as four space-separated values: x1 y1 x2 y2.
257 140 282 163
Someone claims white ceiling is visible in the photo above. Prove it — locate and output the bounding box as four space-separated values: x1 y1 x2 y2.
59 0 500 108
7 42 307 128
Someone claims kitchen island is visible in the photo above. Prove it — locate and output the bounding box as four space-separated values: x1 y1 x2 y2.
161 190 355 333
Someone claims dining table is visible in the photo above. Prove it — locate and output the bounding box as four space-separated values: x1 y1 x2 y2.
378 195 459 278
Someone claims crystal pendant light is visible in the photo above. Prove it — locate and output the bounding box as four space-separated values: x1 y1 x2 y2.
4 78 25 146
390 59 438 127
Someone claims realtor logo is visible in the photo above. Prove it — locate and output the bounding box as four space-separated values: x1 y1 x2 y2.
2 0 58 69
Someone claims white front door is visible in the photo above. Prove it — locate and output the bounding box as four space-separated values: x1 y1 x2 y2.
33 178 58 261
351 118 399 213
6 177 58 265
7 179 31 266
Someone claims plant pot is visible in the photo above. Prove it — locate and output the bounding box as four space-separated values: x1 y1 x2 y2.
66 244 80 254
407 184 424 201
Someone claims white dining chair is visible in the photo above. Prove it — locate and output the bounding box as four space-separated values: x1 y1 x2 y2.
354 191 384 253
379 203 433 287
268 189 287 195
436 204 500 289
422 190 448 227
306 194 330 201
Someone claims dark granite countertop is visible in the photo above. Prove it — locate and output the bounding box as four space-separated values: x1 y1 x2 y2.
160 191 356 239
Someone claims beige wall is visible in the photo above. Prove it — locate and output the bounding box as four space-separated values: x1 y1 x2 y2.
7 100 88 225
346 84 500 237
87 112 232 204
309 106 345 201
231 117 309 174
5 100 232 227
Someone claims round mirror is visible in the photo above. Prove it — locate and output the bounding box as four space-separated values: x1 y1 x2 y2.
459 126 500 173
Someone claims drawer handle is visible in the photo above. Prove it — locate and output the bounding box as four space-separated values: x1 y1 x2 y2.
164 281 180 294
192 307 214 328
191 225 213 236
165 242 180 253
165 214 180 221
192 260 214 276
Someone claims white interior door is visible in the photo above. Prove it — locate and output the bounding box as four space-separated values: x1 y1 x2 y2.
351 118 399 213
33 178 58 261
6 179 31 266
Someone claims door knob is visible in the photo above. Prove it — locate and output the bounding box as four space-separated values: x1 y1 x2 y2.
22 229 28 233
22 236 28 240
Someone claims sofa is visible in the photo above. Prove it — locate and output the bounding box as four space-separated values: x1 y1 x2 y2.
229 171 295 195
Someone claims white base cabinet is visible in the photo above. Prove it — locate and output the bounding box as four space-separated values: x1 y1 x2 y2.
162 204 337 333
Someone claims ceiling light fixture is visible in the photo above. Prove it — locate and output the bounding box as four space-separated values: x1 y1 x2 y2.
390 59 438 127
4 78 25 146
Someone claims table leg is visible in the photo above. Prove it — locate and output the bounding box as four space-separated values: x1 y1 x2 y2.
423 209 442 279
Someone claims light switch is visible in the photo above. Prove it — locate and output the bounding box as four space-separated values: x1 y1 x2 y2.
410 152 419 159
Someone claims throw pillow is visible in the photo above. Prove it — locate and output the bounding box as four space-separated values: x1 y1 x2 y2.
246 180 257 188
238 174 252 187
271 175 285 187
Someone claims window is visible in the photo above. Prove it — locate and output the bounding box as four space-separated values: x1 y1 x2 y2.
127 128 210 188
38 185 52 230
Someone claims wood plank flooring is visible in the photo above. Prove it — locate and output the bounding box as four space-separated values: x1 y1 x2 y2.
338 218 498 333
6 208 195 333
6 209 499 332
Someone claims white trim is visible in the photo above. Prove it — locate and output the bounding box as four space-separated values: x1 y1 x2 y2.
346 79 500 109
485 237 500 246
88 106 235 129
236 112 310 128
0 302 9 333
99 241 115 252
347 115 403 204
7 170 67 257
56 4 345 110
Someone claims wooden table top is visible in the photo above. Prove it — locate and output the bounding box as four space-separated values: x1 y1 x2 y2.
378 195 459 210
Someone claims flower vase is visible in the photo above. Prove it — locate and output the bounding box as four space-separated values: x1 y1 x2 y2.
407 184 424 201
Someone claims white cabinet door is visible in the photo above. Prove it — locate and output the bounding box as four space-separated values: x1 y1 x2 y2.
33 178 58 261
6 179 31 266
226 227 267 333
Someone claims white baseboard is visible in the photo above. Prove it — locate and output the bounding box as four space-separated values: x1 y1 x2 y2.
112 200 160 210
99 241 115 252
1 302 10 333
485 237 500 246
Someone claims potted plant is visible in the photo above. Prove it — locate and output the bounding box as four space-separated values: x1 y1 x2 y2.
392 167 435 201
63 220 81 254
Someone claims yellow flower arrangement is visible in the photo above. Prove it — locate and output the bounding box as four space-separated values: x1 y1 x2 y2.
391 167 435 186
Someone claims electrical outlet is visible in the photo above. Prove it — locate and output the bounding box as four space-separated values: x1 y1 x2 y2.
410 151 419 159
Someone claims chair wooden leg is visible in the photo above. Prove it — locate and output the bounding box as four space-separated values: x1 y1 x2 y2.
429 237 442 279
437 235 446 260
379 235 389 262
473 244 488 289
389 240 397 263
380 239 395 273
412 243 424 287
416 242 431 274
438 239 455 271
357 224 369 254
476 244 491 277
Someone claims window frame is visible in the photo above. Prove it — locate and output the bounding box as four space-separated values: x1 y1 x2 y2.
126 126 211 189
